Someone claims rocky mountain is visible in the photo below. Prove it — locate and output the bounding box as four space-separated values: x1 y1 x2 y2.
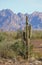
0 9 42 31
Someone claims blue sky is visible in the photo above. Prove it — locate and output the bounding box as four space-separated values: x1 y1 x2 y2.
0 0 42 14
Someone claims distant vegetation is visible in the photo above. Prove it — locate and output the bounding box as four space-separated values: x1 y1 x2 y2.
32 30 42 39
0 30 42 59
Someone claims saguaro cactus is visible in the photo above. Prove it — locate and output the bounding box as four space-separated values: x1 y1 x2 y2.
22 16 32 59
25 16 28 59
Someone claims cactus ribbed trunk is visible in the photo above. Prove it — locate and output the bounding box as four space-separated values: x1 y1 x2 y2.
29 24 31 39
25 16 28 59
29 24 32 58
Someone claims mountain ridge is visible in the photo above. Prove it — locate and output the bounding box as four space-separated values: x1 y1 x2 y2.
0 9 42 31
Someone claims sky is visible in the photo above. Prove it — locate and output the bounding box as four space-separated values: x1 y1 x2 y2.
0 0 42 14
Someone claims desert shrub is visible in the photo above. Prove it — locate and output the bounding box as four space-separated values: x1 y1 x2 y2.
16 30 22 39
10 40 34 59
0 34 5 42
2 50 15 59
10 40 26 58
5 49 15 59
0 44 16 59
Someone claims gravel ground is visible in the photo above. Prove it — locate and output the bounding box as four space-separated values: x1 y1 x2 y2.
0 58 42 65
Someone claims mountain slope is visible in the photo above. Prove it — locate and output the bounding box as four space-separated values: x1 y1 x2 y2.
0 9 42 31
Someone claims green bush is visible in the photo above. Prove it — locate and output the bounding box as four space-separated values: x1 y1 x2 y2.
10 40 26 58
0 44 16 59
0 34 5 42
